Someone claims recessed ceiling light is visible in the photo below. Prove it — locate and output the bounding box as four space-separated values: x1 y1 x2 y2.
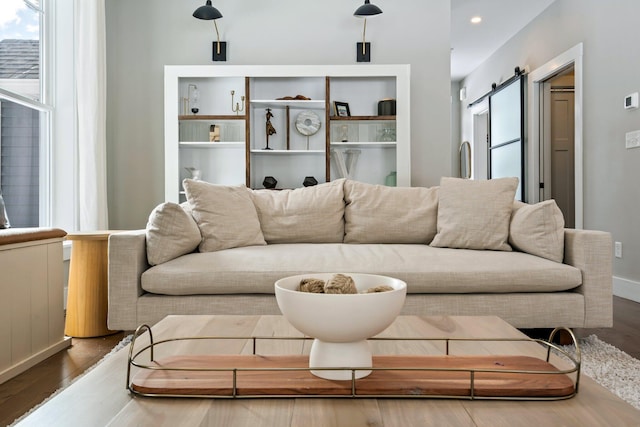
470 16 482 24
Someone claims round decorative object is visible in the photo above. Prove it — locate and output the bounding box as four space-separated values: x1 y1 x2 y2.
295 111 321 136
303 176 318 187
262 176 277 189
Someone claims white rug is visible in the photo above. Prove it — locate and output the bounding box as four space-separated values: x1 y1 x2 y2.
559 334 640 410
9 335 133 426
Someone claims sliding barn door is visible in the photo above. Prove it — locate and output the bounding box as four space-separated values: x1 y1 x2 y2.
488 76 525 201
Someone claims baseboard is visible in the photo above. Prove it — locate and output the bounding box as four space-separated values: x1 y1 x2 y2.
0 337 72 385
613 276 640 303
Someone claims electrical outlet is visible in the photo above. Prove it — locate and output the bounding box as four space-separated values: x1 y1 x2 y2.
614 241 623 258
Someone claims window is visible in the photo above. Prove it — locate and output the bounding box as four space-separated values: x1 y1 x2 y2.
0 0 49 227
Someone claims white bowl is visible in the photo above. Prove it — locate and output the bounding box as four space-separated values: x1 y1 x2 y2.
275 273 407 380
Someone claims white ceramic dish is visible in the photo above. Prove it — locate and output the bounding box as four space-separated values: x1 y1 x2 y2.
275 273 407 380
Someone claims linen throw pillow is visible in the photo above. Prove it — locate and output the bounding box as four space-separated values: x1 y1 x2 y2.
250 179 345 243
145 202 201 265
183 179 266 252
509 199 565 262
430 177 519 251
343 180 439 244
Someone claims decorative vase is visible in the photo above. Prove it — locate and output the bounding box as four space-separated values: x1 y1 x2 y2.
185 167 201 181
385 171 397 187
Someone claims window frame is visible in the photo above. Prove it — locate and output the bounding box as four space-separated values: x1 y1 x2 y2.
0 0 53 227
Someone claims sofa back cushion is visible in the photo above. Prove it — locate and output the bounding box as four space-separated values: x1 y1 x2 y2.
343 180 439 244
430 177 519 251
250 179 345 243
145 202 201 265
183 179 266 252
510 199 565 262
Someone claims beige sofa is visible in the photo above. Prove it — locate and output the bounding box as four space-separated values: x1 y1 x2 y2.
108 178 613 331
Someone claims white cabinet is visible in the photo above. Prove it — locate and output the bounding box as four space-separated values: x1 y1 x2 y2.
164 65 410 202
0 232 70 384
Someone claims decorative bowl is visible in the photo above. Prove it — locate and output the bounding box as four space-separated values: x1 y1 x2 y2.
274 273 407 380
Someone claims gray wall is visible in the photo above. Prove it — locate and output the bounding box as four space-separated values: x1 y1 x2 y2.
105 0 451 229
460 0 640 292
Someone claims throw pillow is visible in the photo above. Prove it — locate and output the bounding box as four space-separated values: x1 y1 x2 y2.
509 199 565 263
145 202 201 265
343 180 439 244
183 179 266 252
430 176 519 251
250 179 345 243
0 193 10 229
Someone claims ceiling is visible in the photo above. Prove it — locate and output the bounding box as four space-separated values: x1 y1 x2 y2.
451 0 556 81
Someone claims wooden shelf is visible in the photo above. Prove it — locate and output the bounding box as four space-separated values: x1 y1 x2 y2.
331 141 396 147
165 65 411 200
179 115 246 121
251 99 326 109
250 149 325 154
330 115 395 121
180 142 244 147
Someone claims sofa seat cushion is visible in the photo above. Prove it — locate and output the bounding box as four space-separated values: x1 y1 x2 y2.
141 244 582 296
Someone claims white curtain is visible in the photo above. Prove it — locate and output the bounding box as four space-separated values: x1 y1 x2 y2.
74 0 109 230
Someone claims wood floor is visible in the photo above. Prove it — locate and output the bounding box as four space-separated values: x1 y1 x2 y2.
1 296 639 426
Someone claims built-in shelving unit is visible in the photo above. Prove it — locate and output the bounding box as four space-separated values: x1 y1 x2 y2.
164 65 410 202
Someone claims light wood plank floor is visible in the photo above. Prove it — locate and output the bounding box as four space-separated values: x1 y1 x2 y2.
1 296 638 426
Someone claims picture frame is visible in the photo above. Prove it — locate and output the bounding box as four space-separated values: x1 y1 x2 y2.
333 101 351 117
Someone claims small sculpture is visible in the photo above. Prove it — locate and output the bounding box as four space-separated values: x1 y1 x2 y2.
276 94 311 100
209 124 220 142
324 274 357 294
263 176 277 189
264 108 276 150
303 176 318 187
366 285 394 293
299 278 325 293
231 90 245 115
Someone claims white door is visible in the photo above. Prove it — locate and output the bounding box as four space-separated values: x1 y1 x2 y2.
549 89 575 228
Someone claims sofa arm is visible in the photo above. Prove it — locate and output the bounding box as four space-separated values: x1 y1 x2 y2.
563 228 613 328
107 229 149 330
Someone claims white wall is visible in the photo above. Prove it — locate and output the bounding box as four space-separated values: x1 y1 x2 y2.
459 0 640 299
105 0 451 229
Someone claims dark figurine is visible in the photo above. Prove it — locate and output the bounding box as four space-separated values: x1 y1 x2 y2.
263 176 277 189
303 176 318 187
265 108 276 150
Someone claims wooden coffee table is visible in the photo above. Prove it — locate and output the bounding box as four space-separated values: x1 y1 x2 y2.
14 315 640 426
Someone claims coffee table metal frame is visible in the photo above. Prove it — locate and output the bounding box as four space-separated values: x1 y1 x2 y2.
127 324 581 401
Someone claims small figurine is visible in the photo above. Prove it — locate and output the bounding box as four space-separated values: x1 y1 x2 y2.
265 108 276 150
209 124 220 142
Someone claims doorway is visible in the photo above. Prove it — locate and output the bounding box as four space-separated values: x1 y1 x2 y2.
471 101 489 181
543 67 575 227
528 43 583 229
